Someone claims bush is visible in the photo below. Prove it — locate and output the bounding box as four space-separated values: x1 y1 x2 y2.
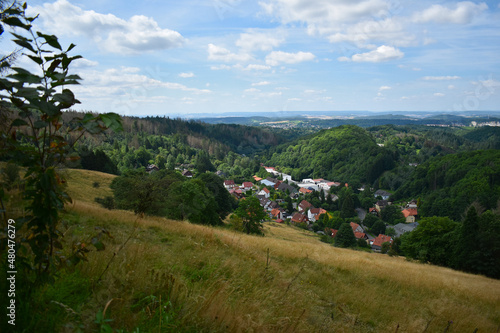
94 196 115 210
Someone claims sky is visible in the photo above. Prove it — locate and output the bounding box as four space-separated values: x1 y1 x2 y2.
4 0 500 116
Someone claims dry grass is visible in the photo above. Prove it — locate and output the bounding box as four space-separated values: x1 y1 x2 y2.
60 169 500 332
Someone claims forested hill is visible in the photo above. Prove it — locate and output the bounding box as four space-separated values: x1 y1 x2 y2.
265 125 396 185
64 111 283 156
394 149 500 220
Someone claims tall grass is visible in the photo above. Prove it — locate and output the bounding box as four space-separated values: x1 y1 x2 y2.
23 169 498 332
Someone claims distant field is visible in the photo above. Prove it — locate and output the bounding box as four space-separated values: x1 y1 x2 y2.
59 169 500 332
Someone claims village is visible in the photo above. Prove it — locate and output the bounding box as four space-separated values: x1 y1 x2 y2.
222 166 419 252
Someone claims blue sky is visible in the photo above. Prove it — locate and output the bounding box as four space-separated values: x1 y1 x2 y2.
7 0 500 116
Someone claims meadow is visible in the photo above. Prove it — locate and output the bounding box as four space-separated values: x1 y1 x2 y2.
35 168 499 332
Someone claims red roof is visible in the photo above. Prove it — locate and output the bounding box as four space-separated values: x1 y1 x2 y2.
261 187 270 193
291 213 307 223
242 182 254 188
276 219 284 223
350 222 362 232
224 180 235 186
372 234 393 247
402 208 418 218
253 176 263 181
271 208 281 217
354 232 366 239
299 187 313 194
299 200 313 211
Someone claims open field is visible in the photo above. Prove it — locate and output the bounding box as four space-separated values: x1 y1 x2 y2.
50 169 500 332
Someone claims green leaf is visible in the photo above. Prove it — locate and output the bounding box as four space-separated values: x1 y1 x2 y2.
27 55 44 65
100 113 123 132
11 118 28 127
2 16 30 30
12 37 36 53
36 32 62 50
53 89 77 108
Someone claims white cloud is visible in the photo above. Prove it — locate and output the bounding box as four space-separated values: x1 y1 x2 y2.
339 45 403 63
73 58 99 68
30 0 185 54
329 18 416 48
423 76 461 80
379 85 391 91
207 43 253 62
434 92 445 97
412 1 488 24
265 51 315 66
252 81 271 86
448 85 455 90
236 30 285 52
210 64 232 70
244 88 261 93
244 64 272 71
260 0 390 27
179 72 195 78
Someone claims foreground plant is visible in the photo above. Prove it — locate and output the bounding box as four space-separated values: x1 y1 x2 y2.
0 2 122 284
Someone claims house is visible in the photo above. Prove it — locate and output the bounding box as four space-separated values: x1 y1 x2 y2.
229 189 244 199
370 234 393 251
302 178 315 184
401 208 418 223
271 208 284 220
354 232 368 240
312 178 324 184
350 222 364 234
308 208 327 222
253 176 263 182
318 181 337 192
242 182 254 191
260 177 277 187
182 170 193 178
258 197 271 210
374 189 391 200
224 180 236 190
146 164 159 173
299 187 313 195
268 201 280 211
257 187 271 198
273 180 283 190
406 200 418 209
394 222 419 237
368 207 378 215
375 200 390 212
264 166 277 174
277 182 296 195
291 212 308 224
298 200 313 213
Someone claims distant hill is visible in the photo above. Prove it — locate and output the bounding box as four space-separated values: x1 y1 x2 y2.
265 125 396 184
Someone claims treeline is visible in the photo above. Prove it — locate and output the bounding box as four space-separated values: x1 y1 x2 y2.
399 207 500 279
99 170 236 226
394 150 500 220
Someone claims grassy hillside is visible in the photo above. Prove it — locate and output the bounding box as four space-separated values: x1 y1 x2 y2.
38 168 499 332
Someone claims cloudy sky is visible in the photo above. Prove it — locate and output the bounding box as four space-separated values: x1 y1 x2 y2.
6 0 500 116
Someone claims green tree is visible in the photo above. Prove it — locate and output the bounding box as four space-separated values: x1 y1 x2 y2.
0 6 122 284
340 190 355 218
234 196 266 235
334 223 357 248
195 150 215 173
371 220 386 236
363 213 380 229
198 172 235 220
400 216 458 266
380 204 404 225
